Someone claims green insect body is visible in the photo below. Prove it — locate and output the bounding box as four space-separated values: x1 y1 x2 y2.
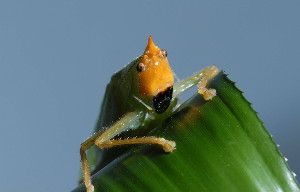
96 59 149 134
80 36 220 192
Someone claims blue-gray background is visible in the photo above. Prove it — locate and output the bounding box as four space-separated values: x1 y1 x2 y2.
0 1 299 191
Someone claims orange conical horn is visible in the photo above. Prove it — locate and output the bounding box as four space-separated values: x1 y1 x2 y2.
144 36 160 56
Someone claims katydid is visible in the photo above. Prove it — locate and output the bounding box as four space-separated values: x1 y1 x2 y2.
80 36 220 192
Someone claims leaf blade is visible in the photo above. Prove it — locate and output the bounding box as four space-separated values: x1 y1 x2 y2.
73 73 299 192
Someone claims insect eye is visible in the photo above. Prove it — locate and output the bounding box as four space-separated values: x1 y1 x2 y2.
161 49 168 57
136 63 146 72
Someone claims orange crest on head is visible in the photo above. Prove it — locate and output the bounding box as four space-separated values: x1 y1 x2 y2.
137 36 174 97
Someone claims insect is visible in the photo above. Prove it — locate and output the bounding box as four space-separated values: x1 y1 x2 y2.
80 36 220 192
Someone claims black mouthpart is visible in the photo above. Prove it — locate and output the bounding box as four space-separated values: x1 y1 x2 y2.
153 86 173 114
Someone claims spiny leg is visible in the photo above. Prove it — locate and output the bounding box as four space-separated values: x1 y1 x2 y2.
80 132 101 192
81 136 175 192
80 143 94 192
80 111 175 192
96 136 176 153
80 111 143 192
173 65 220 100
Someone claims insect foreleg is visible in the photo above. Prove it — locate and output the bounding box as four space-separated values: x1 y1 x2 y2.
96 136 176 153
80 111 144 192
80 111 175 192
173 65 220 100
80 142 94 192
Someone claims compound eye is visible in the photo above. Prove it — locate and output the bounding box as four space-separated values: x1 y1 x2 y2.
161 49 168 57
136 63 146 72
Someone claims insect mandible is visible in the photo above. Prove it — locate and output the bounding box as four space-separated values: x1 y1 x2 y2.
80 36 220 192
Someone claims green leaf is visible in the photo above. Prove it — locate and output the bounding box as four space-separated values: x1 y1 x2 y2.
73 73 299 192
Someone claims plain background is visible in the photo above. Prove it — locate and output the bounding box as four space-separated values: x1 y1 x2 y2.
0 1 299 191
